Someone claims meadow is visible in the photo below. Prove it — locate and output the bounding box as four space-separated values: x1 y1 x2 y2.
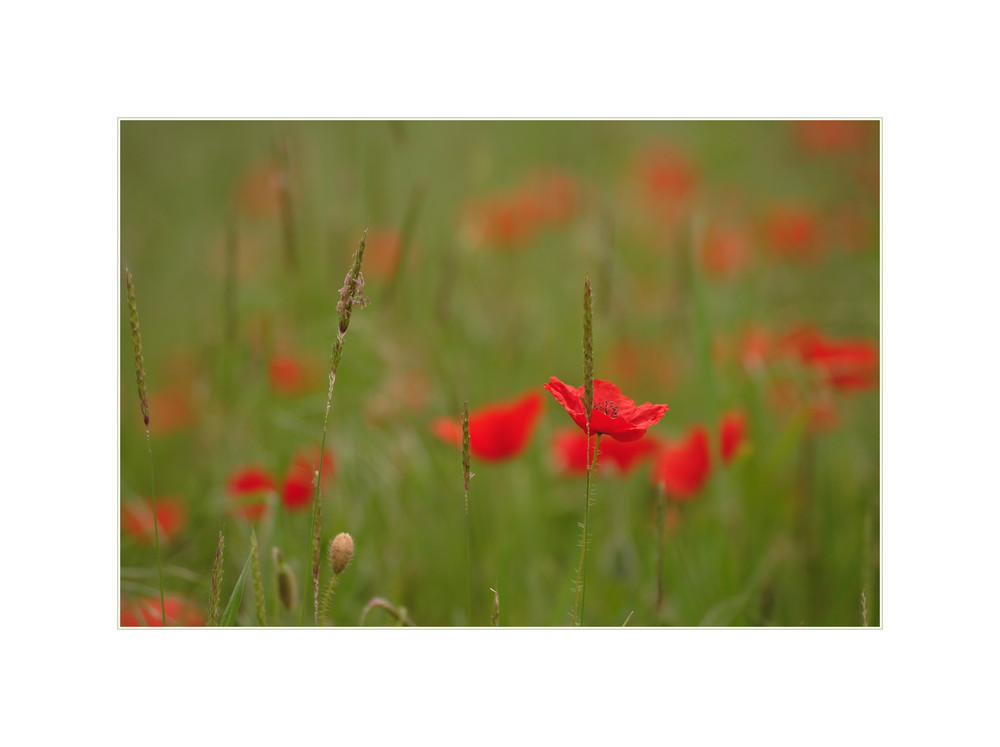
119 119 879 627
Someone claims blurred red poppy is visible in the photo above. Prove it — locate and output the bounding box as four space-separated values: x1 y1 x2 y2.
634 146 698 215
544 377 668 443
122 496 187 544
268 354 308 395
552 429 660 475
720 411 748 463
794 120 872 153
527 172 578 225
699 224 752 279
781 327 878 391
653 426 711 500
282 446 336 511
144 386 195 435
762 205 821 260
460 171 580 250
432 391 543 461
226 466 276 520
121 595 205 627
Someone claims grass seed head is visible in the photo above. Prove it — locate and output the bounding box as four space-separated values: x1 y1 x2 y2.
125 266 150 428
329 532 355 574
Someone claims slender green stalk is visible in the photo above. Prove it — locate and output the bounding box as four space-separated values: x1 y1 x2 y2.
125 266 166 626
320 576 339 625
250 529 266 626
301 230 368 626
573 274 597 626
462 401 472 625
574 433 601 626
656 483 666 618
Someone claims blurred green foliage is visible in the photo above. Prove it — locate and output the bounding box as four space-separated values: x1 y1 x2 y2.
120 120 879 626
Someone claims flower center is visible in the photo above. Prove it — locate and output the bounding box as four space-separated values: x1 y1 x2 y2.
593 400 619 418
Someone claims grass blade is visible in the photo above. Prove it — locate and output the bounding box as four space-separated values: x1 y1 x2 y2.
219 549 254 627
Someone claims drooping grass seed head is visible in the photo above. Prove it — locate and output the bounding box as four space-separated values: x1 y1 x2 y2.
125 266 150 428
329 532 355 575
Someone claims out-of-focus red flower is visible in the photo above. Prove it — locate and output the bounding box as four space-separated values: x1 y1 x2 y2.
282 446 336 511
460 172 579 250
226 466 276 520
780 327 878 391
720 411 748 464
634 147 698 212
762 205 821 260
528 172 578 225
122 496 187 544
364 228 404 278
144 386 195 435
121 595 205 627
652 426 711 500
551 429 661 476
739 325 772 370
699 224 752 278
544 377 669 443
268 354 308 395
433 391 543 461
794 120 872 153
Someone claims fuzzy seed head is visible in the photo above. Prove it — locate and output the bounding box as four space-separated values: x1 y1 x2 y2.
329 532 355 574
125 266 150 428
336 230 369 334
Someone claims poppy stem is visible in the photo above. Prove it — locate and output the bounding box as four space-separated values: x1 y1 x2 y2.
574 433 601 626
145 430 167 626
462 402 473 625
656 483 665 619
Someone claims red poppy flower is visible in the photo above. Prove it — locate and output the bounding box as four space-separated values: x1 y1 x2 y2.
552 429 660 475
226 466 276 520
762 205 821 260
719 411 747 464
268 352 318 396
794 120 872 153
282 446 336 511
699 225 752 279
122 496 187 544
635 147 697 205
432 390 543 461
652 426 711 500
121 595 205 627
780 326 878 391
544 377 668 443
143 386 195 435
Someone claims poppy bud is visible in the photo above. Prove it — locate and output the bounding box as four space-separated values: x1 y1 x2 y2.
329 532 354 574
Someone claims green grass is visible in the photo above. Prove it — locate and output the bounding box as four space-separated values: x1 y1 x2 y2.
119 120 879 627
